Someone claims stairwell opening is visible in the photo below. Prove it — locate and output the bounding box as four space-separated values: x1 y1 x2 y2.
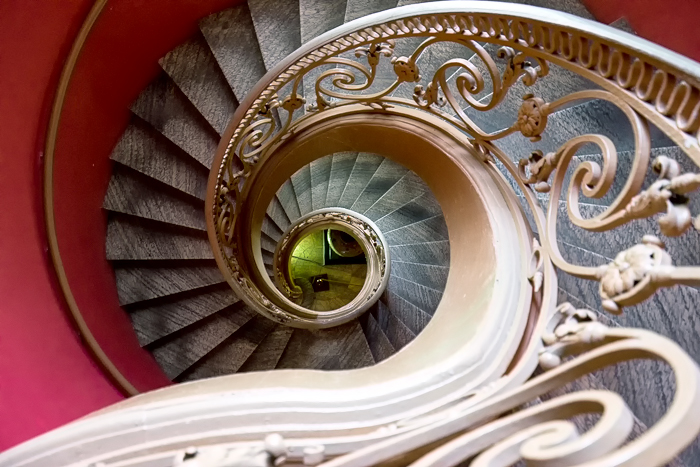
286 229 368 311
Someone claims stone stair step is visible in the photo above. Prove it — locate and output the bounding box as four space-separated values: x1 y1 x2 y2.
130 72 219 168
159 31 238 135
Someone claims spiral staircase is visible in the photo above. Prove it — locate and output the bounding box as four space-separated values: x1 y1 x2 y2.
5 0 700 466
109 142 447 378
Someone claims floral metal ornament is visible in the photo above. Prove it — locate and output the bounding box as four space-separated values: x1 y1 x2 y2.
539 302 607 370
596 235 672 313
622 156 700 236
518 149 559 193
515 94 549 142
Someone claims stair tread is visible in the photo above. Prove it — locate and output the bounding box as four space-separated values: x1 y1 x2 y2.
238 324 295 372
262 214 284 242
359 312 395 363
299 0 346 44
290 164 313 216
387 274 442 315
374 190 443 233
383 214 448 246
159 31 237 135
249 0 302 72
106 216 212 261
391 261 449 292
110 117 209 200
200 4 267 101
151 305 257 380
276 179 302 223
130 72 219 168
103 164 205 230
310 156 333 212
266 195 292 233
262 249 274 266
325 152 358 207
382 290 431 335
344 0 398 23
364 171 426 221
115 262 224 305
129 286 239 346
261 232 278 254
352 158 408 214
276 320 374 369
178 313 277 381
337 153 384 209
371 300 415 350
389 240 450 266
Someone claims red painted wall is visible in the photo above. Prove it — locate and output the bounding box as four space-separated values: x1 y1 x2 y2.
51 0 238 395
0 0 123 450
0 0 698 453
0 0 238 451
583 0 700 62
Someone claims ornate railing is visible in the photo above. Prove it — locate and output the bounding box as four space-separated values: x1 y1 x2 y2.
208 2 700 324
200 2 700 466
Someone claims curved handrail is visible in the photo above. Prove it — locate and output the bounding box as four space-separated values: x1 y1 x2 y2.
41 0 138 396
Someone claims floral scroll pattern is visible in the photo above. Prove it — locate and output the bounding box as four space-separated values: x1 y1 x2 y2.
205 6 700 466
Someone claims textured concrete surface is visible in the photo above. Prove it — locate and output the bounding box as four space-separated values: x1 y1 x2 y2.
110 117 209 200
104 165 205 231
129 285 239 346
200 4 267 101
106 215 212 261
159 32 238 135
131 72 219 168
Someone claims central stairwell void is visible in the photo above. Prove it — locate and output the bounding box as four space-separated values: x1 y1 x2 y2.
7 0 700 466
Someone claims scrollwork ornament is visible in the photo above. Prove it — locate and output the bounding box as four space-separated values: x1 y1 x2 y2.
527 239 544 293
497 46 549 89
203 8 700 467
539 302 607 370
515 94 550 142
413 82 445 108
518 149 559 193
391 56 420 83
622 156 700 236
596 235 673 313
355 40 395 68
281 93 305 113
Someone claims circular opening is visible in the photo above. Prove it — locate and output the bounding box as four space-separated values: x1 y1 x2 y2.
288 229 367 311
